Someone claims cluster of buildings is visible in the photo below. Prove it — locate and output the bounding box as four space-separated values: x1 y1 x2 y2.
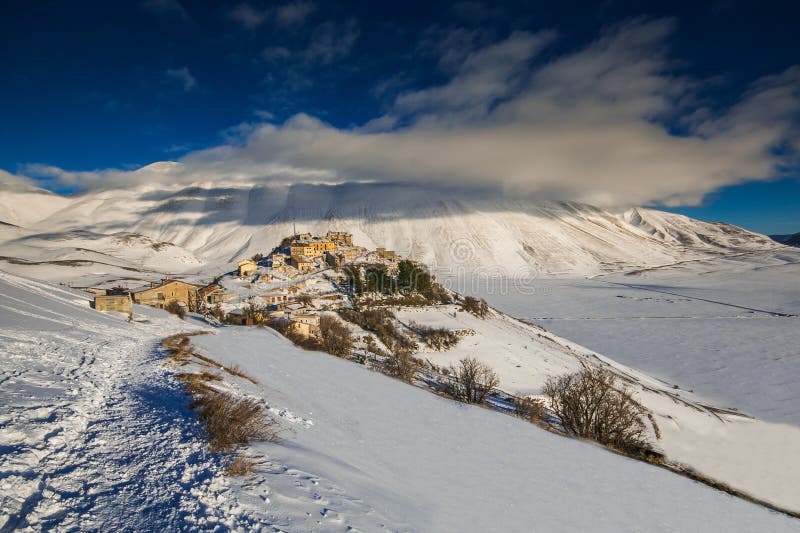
91 230 403 341
286 231 359 274
233 232 361 278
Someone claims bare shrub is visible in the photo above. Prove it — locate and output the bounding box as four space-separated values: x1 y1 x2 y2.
226 456 256 476
266 317 291 335
319 315 353 358
165 300 186 319
161 332 209 362
444 357 499 403
296 294 314 306
243 299 265 323
543 368 653 455
287 332 323 351
385 348 420 383
461 296 489 318
339 308 422 380
227 364 257 383
410 322 460 351
185 384 277 452
364 335 390 359
515 397 546 422
339 308 417 354
176 371 222 385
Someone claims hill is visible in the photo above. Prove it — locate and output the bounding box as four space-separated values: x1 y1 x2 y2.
0 270 797 530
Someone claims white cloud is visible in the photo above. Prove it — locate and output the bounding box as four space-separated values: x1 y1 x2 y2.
229 2 314 31
393 30 557 117
254 109 275 120
229 3 269 30
261 45 291 62
275 2 315 27
418 26 487 73
165 66 197 91
303 19 359 64
13 19 800 208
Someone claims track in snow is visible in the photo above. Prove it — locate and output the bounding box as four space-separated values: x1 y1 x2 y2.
601 281 800 318
0 273 270 531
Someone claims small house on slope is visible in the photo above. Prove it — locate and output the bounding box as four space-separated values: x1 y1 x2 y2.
198 283 236 305
290 314 320 337
131 279 199 310
93 287 132 314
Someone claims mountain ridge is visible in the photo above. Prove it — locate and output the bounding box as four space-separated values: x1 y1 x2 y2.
771 232 800 247
0 181 781 279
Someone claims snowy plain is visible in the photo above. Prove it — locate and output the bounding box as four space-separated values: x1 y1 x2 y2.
463 248 800 426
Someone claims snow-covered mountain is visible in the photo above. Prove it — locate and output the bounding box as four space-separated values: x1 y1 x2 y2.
0 171 71 228
0 180 781 281
771 232 800 247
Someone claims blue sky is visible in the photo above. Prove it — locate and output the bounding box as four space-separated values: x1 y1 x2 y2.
1 0 798 234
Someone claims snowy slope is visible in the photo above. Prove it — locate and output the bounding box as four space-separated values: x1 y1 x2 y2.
0 271 269 530
0 181 781 280
393 303 800 514
192 326 800 531
2 270 799 530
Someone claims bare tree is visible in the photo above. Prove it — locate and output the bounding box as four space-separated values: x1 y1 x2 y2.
543 367 655 455
461 296 490 318
515 397 546 422
385 347 418 383
165 300 186 319
320 315 353 358
446 357 499 403
410 322 460 351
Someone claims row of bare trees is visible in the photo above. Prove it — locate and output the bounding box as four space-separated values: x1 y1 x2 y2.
443 361 657 456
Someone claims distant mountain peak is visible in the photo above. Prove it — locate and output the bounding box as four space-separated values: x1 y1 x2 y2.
771 232 800 247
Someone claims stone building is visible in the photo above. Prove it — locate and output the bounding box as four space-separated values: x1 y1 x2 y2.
326 231 353 247
290 314 321 337
291 255 314 273
237 259 258 277
93 287 132 314
131 279 199 310
198 283 235 305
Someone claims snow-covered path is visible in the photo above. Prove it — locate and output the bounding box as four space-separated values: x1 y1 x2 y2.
0 272 265 531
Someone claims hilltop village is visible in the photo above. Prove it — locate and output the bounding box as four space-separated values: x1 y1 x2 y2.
91 230 436 337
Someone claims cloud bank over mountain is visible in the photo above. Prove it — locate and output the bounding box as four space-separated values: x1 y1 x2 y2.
14 19 800 207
